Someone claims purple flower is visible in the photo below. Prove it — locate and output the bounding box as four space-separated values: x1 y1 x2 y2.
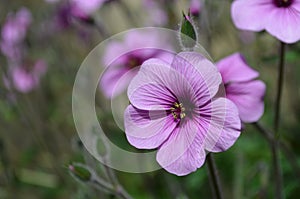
190 0 202 17
7 60 47 93
100 30 174 98
216 53 266 123
70 0 106 17
1 8 32 59
124 52 241 176
231 0 300 43
142 0 168 26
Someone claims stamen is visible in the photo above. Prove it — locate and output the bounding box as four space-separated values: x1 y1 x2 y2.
171 102 186 120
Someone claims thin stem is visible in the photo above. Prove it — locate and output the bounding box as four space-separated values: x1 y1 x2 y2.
206 153 224 199
253 122 300 179
273 41 286 199
274 41 286 136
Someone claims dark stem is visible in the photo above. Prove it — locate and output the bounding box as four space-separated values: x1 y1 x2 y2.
206 153 224 199
253 122 300 182
273 41 286 199
274 42 286 135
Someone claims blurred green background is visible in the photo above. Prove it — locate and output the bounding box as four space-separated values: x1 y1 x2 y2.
1 0 300 198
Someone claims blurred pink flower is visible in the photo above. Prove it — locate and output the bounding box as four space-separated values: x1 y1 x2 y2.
190 0 202 17
216 53 266 123
1 8 32 44
100 30 174 98
9 60 47 93
142 0 168 26
70 0 106 17
125 52 241 175
231 0 300 43
0 8 32 59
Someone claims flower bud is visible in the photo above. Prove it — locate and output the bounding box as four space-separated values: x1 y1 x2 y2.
68 163 92 182
179 12 198 51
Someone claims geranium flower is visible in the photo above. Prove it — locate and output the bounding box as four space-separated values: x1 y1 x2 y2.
231 0 300 43
216 53 266 123
0 8 32 60
7 60 47 93
124 52 241 176
100 30 174 98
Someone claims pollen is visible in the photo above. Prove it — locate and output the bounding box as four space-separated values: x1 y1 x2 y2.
171 102 186 120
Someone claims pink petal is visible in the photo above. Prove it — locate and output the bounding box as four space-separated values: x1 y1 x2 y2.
102 41 129 67
226 80 266 123
265 6 300 44
124 105 177 149
100 65 136 98
231 0 274 31
156 120 206 176
127 58 178 110
171 52 222 106
201 98 241 152
216 53 259 83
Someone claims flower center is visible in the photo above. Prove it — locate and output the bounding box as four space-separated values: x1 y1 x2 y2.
170 102 186 120
127 56 144 69
273 0 293 7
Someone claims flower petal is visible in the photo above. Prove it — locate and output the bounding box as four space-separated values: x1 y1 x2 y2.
265 6 300 44
124 105 177 149
100 65 136 98
171 52 222 106
216 53 259 83
127 58 179 110
156 120 206 176
226 80 266 123
201 98 241 152
231 0 273 31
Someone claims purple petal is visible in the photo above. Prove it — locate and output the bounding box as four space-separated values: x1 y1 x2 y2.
156 120 206 176
12 67 37 93
216 53 259 83
102 41 129 67
265 6 300 44
127 58 178 110
201 98 241 152
231 0 274 31
226 80 266 123
100 65 136 98
124 105 177 149
171 52 222 106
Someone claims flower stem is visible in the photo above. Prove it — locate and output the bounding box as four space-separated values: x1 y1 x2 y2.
206 153 224 199
274 42 286 135
273 41 286 199
253 122 300 179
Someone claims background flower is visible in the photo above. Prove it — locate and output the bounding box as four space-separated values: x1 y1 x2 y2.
231 0 300 43
0 8 32 60
7 60 48 93
216 53 266 123
100 30 174 98
125 52 241 175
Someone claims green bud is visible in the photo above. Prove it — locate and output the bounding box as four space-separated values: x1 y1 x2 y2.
69 163 92 182
179 12 198 51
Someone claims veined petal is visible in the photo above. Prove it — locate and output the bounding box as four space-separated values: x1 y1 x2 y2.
201 98 241 152
265 6 300 43
156 120 206 176
231 0 274 31
124 105 176 149
171 52 222 106
127 58 179 110
226 80 266 123
216 53 259 83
